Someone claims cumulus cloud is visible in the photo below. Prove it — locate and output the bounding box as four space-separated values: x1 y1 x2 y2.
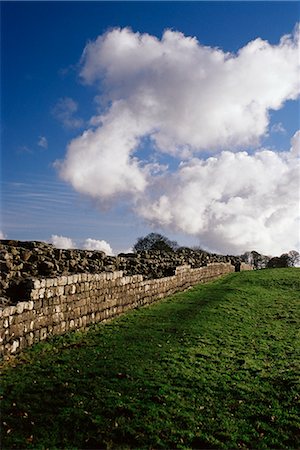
79 26 299 153
49 235 114 254
52 97 83 129
57 26 300 255
58 106 152 199
137 132 300 255
81 238 113 255
38 136 48 149
50 234 75 249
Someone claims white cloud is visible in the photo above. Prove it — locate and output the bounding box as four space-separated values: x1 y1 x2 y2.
49 235 114 255
137 132 300 255
81 238 113 255
52 97 83 129
79 26 299 154
59 26 300 200
50 234 75 249
38 136 48 149
58 26 300 255
82 238 114 255
58 105 152 199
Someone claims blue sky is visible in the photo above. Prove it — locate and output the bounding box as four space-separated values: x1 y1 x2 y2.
1 1 299 255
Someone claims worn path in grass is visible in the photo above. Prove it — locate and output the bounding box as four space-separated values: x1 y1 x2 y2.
1 268 300 449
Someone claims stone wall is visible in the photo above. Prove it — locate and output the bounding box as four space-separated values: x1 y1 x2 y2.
240 262 253 271
0 240 245 306
0 263 235 357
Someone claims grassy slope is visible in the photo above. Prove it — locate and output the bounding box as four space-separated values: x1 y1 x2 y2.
1 268 300 449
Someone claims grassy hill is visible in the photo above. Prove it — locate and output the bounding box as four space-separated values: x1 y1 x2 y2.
1 268 300 449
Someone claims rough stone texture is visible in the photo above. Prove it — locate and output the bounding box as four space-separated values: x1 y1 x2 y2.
240 262 253 271
0 240 246 305
0 262 237 356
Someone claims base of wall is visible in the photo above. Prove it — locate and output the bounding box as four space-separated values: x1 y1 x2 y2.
0 263 238 356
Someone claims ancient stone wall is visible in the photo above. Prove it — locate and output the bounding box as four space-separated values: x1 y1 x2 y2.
0 263 235 356
240 262 253 271
0 240 244 306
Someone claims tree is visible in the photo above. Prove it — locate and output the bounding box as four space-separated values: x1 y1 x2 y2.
287 250 300 267
267 254 289 269
267 251 300 269
133 233 178 253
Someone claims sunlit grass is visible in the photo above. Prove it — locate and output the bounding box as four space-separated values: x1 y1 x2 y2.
1 268 300 449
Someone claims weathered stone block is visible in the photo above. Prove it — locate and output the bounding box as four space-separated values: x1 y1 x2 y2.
56 286 64 296
26 332 34 346
19 336 26 350
3 306 16 317
40 328 47 340
11 339 20 353
39 288 45 299
30 289 39 300
46 288 54 299
10 322 25 337
33 279 41 289
27 301 34 310
46 278 54 288
52 324 61 335
58 276 68 286
70 285 76 295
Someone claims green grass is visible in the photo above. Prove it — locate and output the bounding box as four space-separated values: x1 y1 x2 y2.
1 268 300 449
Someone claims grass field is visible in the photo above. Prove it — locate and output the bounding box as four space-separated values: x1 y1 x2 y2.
1 268 300 449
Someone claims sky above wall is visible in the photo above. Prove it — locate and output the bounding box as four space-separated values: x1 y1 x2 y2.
1 1 299 256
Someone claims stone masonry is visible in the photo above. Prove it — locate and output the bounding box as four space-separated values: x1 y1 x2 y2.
0 262 240 357
0 240 246 306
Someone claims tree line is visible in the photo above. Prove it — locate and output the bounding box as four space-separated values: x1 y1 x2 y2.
133 233 300 268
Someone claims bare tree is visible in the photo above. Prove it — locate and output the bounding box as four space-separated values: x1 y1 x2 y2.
287 250 300 267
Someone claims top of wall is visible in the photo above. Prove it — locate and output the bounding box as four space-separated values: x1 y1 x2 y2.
0 240 243 306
